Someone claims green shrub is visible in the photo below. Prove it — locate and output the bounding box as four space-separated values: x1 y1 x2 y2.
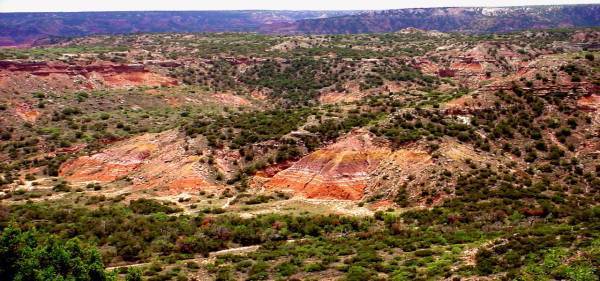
345 266 374 281
129 198 181 214
0 227 114 281
125 267 142 281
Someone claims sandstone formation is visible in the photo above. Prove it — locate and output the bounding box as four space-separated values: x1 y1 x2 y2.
0 60 178 91
266 130 390 200
364 139 510 206
577 94 600 111
14 102 41 122
60 130 216 193
577 94 600 127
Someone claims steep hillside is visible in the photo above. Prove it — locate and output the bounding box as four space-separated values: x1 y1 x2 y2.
266 130 390 200
59 129 220 193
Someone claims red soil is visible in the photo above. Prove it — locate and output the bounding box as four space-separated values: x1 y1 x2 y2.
319 91 361 104
255 160 297 178
14 102 40 122
266 130 390 200
450 61 483 72
213 93 251 107
60 130 216 193
101 71 178 88
319 82 364 104
59 143 152 182
577 94 600 111
0 60 178 90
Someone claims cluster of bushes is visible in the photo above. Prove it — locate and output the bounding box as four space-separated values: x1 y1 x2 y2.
371 109 477 147
374 63 439 87
205 203 598 280
475 229 599 279
241 57 335 103
184 108 314 148
0 227 114 281
306 110 381 142
374 88 592 180
0 200 371 266
129 198 182 215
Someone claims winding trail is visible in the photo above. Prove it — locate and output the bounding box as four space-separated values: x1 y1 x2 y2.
222 194 238 209
106 244 259 270
106 240 302 270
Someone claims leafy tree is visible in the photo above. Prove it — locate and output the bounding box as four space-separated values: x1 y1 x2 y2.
0 226 114 281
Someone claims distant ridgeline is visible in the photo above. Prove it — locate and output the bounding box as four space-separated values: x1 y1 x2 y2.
0 11 360 46
0 5 599 46
268 5 600 35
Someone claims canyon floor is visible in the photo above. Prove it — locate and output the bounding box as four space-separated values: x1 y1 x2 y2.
0 28 598 281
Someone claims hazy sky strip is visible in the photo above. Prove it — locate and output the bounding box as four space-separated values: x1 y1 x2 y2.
1 0 598 12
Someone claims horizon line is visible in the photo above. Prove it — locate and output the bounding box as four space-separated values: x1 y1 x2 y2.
1 3 598 13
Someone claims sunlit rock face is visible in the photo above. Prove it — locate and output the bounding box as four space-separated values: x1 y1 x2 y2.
60 130 216 193
266 130 390 200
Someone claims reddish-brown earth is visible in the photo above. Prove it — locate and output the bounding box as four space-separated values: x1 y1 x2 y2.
60 130 217 193
266 130 390 200
14 102 41 122
0 60 178 91
577 94 600 111
255 160 297 178
213 93 252 107
577 94 600 127
99 71 177 88
365 146 435 201
441 94 495 115
318 82 363 104
414 43 513 86
319 91 360 104
250 89 269 100
59 136 157 182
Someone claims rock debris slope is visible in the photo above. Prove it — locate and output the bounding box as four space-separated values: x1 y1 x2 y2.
60 130 217 193
266 130 390 200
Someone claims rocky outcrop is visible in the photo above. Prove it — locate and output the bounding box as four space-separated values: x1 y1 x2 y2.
266 130 390 200
14 102 41 122
364 147 434 202
1 61 141 75
578 94 600 126
364 139 510 206
0 60 178 89
60 130 216 193
318 82 365 104
577 94 600 111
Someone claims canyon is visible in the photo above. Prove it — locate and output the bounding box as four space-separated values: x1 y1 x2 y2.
0 26 598 281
